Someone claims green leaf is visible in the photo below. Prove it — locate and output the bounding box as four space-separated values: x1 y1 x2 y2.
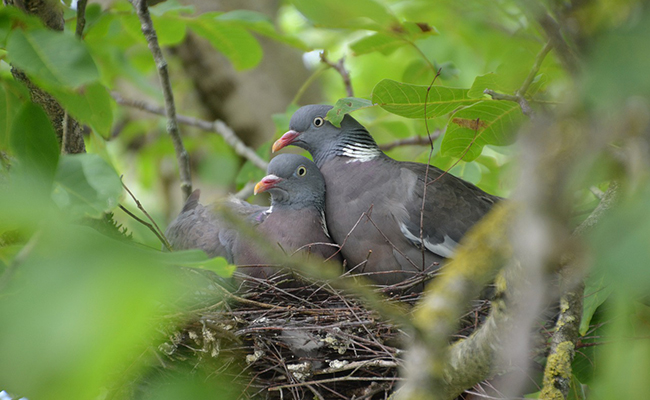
149 0 195 16
158 249 235 278
567 374 588 400
10 102 60 189
350 33 406 56
441 100 524 161
0 78 28 149
189 17 262 70
51 82 114 138
588 185 650 295
7 29 99 89
468 73 503 98
580 272 614 335
216 10 308 50
372 79 481 119
326 97 373 127
152 14 188 46
0 224 183 400
290 0 398 30
0 7 45 47
52 154 122 218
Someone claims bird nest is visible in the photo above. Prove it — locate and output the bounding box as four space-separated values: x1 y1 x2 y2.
157 270 492 400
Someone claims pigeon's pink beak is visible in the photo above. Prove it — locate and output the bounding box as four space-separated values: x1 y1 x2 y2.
254 174 284 195
272 130 300 153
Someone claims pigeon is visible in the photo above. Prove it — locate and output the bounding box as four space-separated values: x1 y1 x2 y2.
165 153 341 281
272 105 499 289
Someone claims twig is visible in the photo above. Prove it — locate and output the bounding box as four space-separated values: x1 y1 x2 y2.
484 41 553 117
517 40 553 98
119 204 171 251
270 376 403 391
317 359 398 375
292 66 327 105
112 92 268 171
419 71 441 268
320 52 354 97
75 0 88 37
120 179 172 251
406 39 437 72
378 130 442 151
425 119 481 187
520 0 579 77
129 0 192 200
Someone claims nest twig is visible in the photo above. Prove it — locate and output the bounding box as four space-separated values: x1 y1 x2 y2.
156 269 496 400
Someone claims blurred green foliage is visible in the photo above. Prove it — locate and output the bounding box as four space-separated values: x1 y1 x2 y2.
0 0 649 398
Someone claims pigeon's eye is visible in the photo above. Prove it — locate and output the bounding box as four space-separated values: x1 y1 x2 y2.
313 117 324 127
296 166 307 176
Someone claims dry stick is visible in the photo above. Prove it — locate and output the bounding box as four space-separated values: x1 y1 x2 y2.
120 179 172 250
112 93 268 171
419 70 442 268
118 204 171 250
320 52 354 97
379 130 442 151
75 0 88 37
270 376 404 391
129 0 192 200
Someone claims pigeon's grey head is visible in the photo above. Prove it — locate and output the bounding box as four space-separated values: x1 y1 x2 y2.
254 153 326 210
272 105 376 165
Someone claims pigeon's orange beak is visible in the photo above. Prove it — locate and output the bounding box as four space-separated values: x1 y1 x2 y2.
272 130 300 153
254 174 283 195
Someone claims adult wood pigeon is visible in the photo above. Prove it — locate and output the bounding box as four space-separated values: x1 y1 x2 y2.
272 105 500 288
165 153 341 280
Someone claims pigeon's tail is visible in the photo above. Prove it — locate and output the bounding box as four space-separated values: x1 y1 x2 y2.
181 189 201 213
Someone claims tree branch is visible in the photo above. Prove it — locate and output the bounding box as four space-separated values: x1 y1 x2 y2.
129 0 192 200
378 131 442 151
320 52 354 97
75 0 88 37
540 181 619 399
484 40 553 117
395 204 515 400
112 93 268 171
6 0 86 154
519 0 580 77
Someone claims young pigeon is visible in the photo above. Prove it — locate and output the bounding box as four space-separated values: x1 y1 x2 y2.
272 105 500 288
165 153 340 280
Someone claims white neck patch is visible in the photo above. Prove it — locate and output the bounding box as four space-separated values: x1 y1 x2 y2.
342 143 381 163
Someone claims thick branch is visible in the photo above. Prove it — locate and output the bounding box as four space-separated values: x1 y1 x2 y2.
395 204 515 400
112 93 268 171
540 181 619 399
540 280 584 399
7 1 86 154
129 0 192 200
